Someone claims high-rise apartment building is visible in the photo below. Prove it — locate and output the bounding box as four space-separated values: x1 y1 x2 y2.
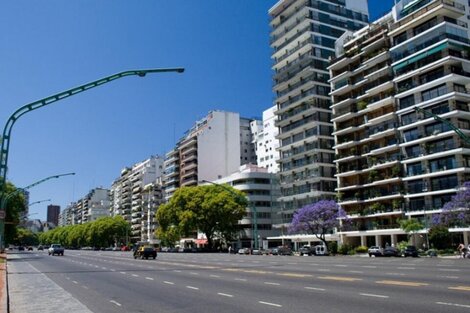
269 0 369 222
163 110 260 200
110 155 164 242
47 204 60 226
330 0 470 247
255 106 281 173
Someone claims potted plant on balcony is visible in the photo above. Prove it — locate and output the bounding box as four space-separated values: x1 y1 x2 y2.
392 199 403 211
357 100 368 111
391 164 402 177
368 169 379 182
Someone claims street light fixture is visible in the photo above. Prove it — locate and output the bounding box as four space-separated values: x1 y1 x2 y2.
200 179 259 250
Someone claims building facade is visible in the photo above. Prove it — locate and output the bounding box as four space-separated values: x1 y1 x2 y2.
212 164 281 249
110 156 164 242
47 204 60 226
163 110 260 200
269 0 369 225
330 0 470 247
256 106 281 173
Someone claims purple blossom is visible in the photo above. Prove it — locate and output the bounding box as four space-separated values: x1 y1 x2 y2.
289 200 348 246
437 181 470 227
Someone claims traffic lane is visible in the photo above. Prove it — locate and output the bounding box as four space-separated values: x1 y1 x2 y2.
28 252 292 313
78 251 469 289
65 251 470 312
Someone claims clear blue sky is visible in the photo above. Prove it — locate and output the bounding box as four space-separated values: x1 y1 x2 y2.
0 0 395 221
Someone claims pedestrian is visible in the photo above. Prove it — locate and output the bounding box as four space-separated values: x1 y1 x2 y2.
228 246 231 254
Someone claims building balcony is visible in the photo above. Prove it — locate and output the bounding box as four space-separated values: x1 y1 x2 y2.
389 0 465 36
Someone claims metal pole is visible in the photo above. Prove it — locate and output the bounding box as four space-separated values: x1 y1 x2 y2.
0 68 183 249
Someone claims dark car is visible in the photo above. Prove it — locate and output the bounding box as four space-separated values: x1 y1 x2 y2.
18 246 25 251
276 246 293 256
134 247 157 259
403 245 419 257
383 246 400 257
37 245 44 251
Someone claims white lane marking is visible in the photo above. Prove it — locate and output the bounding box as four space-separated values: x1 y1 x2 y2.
82 286 89 289
235 278 247 281
190 272 199 275
264 282 280 286
362 266 377 268
110 269 116 272
397 267 415 270
386 273 405 276
441 276 459 279
317 269 330 272
72 281 78 284
102 267 107 270
439 269 460 272
120 272 126 275
210 275 221 278
145 277 154 280
66 277 70 280
436 302 470 308
218 293 233 297
334 264 348 267
163 281 174 285
186 286 199 290
132 274 139 277
304 287 325 291
259 301 282 308
360 293 389 299
174 270 182 273
287 262 297 265
349 271 364 274
110 300 122 307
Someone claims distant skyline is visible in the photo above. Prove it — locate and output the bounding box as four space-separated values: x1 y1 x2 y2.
1 0 396 220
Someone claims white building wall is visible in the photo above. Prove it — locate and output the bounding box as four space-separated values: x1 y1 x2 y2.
198 111 241 181
258 106 280 173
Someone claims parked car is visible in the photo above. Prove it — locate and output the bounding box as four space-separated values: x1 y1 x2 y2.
27 246 33 251
18 246 25 251
403 245 419 257
238 248 250 255
37 245 44 251
276 246 293 256
133 246 157 259
120 246 130 251
368 246 383 257
299 245 313 256
383 246 400 257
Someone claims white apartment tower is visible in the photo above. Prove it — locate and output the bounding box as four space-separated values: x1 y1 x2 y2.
163 110 260 200
256 106 280 173
269 0 369 222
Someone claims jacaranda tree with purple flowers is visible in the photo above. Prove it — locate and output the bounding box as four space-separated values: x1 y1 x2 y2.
289 200 348 248
436 181 470 227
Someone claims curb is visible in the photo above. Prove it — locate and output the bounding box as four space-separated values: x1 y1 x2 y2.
0 253 7 313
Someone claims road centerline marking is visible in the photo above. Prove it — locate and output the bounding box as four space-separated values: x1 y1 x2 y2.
218 293 234 297
264 282 280 286
145 277 154 280
449 286 470 292
376 280 428 287
436 302 470 308
163 281 174 285
186 286 199 290
318 276 362 282
304 287 325 291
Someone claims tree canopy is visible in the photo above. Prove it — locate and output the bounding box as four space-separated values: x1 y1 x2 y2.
289 200 348 247
2 182 27 245
436 181 470 227
39 216 129 248
156 185 247 249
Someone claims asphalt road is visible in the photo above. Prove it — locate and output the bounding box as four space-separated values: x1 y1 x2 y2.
8 250 470 313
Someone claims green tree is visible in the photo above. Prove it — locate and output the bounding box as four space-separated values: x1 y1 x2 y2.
156 185 247 249
14 227 39 246
428 225 452 250
399 218 423 245
3 182 27 245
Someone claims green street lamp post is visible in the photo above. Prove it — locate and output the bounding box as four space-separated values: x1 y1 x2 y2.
0 68 183 249
201 179 259 250
0 172 75 248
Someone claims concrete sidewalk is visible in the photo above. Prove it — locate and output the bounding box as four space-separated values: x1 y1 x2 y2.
7 254 93 313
